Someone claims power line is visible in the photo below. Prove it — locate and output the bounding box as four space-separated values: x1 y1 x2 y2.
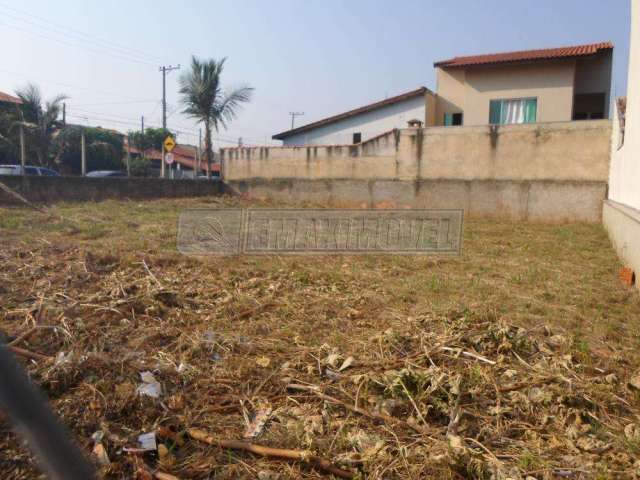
0 67 154 102
0 20 156 67
0 3 165 65
71 100 158 107
0 2 164 61
70 109 277 146
66 113 244 145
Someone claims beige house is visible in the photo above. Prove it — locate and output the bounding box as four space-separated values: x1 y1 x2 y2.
429 42 613 127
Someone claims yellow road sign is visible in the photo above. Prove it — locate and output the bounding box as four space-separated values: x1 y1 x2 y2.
164 136 176 152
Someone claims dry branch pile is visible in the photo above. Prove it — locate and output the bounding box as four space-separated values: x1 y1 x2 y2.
0 198 639 479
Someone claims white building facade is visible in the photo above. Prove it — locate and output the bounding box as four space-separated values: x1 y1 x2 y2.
604 0 640 288
273 87 429 146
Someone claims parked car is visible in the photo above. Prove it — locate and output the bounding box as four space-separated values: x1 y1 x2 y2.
0 165 60 176
86 170 127 177
197 174 221 180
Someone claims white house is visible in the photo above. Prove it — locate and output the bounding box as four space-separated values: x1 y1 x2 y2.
604 0 640 288
272 87 431 146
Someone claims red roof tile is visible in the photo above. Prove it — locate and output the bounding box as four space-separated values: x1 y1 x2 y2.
0 91 22 104
272 87 431 140
434 42 613 69
126 142 218 172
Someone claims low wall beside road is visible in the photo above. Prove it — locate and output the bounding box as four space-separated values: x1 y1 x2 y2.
0 176 226 206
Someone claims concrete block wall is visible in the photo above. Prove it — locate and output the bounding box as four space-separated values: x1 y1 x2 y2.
223 120 611 183
220 120 612 222
0 176 226 206
226 178 607 222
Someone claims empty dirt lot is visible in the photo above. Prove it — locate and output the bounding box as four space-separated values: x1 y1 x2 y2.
1 196 639 479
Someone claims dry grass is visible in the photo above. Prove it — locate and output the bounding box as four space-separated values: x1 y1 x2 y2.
0 196 639 479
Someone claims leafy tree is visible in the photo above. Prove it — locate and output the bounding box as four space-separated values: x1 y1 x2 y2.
0 104 21 164
15 84 67 168
179 56 252 177
128 127 174 152
53 126 124 174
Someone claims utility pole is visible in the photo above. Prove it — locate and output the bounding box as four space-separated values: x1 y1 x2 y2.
81 129 86 176
289 112 304 130
159 64 180 179
126 133 131 177
62 103 66 126
19 124 26 176
139 116 146 163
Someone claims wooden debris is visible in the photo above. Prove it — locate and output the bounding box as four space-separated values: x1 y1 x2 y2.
287 383 433 436
187 428 355 479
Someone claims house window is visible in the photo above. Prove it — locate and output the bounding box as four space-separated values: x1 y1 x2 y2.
489 98 537 125
444 112 463 126
352 132 362 144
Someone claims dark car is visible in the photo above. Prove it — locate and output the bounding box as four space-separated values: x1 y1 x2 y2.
86 170 127 177
197 173 221 180
0 165 60 176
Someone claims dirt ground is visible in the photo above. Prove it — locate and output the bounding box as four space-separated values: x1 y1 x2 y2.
1 196 640 479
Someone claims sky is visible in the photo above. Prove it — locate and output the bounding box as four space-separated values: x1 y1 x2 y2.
0 0 632 149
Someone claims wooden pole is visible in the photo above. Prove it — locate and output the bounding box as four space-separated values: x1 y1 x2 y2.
19 124 26 176
81 130 86 176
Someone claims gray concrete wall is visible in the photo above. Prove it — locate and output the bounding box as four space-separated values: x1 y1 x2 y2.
228 178 607 222
603 200 640 289
0 176 226 206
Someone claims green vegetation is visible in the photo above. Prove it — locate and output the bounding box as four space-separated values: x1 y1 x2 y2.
128 156 152 177
54 125 124 174
127 127 174 152
0 83 66 167
0 83 125 173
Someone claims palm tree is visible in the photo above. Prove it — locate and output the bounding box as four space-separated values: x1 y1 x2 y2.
179 56 253 178
15 84 67 167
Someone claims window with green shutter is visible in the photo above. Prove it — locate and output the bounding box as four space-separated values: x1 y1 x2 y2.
444 112 463 126
489 100 502 124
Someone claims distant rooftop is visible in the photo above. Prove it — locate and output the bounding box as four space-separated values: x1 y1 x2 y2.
273 87 430 140
0 91 22 104
434 41 613 69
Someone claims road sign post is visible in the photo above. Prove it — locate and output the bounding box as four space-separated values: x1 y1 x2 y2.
162 136 175 179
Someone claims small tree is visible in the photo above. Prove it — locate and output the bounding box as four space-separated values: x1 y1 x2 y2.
128 127 174 152
179 56 252 178
129 156 152 177
0 105 21 164
53 126 124 174
15 84 67 168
